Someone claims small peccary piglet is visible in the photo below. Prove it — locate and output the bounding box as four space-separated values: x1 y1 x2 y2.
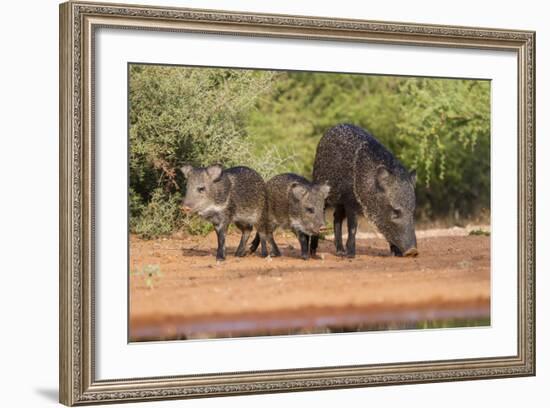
312 123 418 258
180 165 268 261
250 173 330 260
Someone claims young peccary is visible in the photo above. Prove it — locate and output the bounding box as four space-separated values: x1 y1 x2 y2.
311 123 418 258
180 164 268 261
250 174 330 260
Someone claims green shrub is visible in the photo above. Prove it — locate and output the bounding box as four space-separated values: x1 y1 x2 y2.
130 65 491 237
129 65 283 238
247 73 490 221
131 188 183 239
395 78 490 220
469 229 490 236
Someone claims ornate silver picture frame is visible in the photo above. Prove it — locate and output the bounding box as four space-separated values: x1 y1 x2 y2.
59 1 535 405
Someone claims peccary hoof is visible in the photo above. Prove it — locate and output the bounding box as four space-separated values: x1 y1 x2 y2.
300 254 310 260
216 255 226 261
346 253 356 259
270 251 281 258
336 250 346 257
390 244 403 257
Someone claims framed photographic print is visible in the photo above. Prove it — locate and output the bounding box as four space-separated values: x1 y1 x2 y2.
59 1 535 405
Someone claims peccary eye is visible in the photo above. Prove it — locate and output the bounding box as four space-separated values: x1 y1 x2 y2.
197 187 206 193
392 208 402 219
306 207 315 214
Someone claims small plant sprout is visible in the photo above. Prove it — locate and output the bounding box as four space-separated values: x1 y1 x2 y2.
131 264 162 289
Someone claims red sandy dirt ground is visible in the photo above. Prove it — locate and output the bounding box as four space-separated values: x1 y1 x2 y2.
129 230 490 341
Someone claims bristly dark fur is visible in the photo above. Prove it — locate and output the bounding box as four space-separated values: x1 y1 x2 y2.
312 124 417 258
250 173 329 260
181 165 268 260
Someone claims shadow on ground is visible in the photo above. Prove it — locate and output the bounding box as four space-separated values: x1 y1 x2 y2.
34 388 58 402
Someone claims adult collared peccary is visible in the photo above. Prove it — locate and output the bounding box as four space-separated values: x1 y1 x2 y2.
311 123 418 258
249 174 330 259
180 164 268 261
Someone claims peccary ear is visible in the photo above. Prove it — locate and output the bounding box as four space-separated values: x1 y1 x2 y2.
291 183 308 200
376 166 391 192
318 183 331 199
206 164 223 182
180 164 193 178
409 169 417 186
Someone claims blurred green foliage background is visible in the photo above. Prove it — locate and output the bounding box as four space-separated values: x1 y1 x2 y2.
129 64 490 238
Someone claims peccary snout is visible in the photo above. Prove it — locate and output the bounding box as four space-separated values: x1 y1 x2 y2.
389 225 418 257
404 247 419 257
370 165 418 257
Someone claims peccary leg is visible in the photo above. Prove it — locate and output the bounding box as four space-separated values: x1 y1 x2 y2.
333 205 346 256
234 223 252 257
249 232 260 254
345 209 358 258
298 232 310 260
310 235 319 257
250 231 276 257
214 223 228 261
390 243 403 257
268 234 281 257
259 232 269 258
